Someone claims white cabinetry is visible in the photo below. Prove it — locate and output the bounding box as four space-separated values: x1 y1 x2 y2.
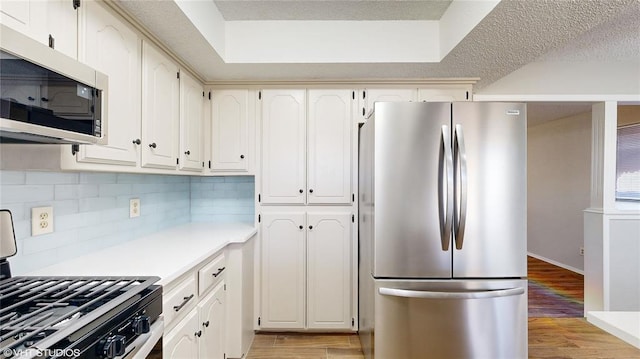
261 89 306 204
307 90 353 204
209 90 250 173
418 86 472 102
164 309 199 359
198 282 226 359
260 211 353 330
362 88 417 118
77 0 141 166
1 0 77 59
306 213 352 329
180 71 205 172
260 212 306 329
141 40 180 169
260 89 353 205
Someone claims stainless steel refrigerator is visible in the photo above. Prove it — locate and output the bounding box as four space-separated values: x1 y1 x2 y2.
358 102 528 359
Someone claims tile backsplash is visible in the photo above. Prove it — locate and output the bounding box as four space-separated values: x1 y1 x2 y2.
0 170 254 275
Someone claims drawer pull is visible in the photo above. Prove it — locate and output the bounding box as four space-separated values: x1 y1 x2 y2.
173 294 194 312
212 267 226 278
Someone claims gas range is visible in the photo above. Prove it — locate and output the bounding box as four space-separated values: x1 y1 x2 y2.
0 211 163 359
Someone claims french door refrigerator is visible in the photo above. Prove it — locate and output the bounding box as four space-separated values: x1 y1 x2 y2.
358 102 527 359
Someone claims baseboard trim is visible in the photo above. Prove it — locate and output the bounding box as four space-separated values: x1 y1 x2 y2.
528 252 585 275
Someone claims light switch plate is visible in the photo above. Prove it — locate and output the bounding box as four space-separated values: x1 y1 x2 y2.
31 206 54 236
130 198 140 218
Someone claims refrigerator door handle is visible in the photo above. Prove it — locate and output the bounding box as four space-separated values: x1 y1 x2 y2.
453 124 468 250
378 286 525 300
438 125 454 251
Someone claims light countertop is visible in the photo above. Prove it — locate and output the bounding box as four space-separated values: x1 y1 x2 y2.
27 222 257 286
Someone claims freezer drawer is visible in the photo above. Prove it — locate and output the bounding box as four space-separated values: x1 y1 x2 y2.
370 279 527 359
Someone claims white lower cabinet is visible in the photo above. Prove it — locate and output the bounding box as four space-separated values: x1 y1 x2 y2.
164 309 199 359
198 281 226 359
162 236 256 359
260 211 353 330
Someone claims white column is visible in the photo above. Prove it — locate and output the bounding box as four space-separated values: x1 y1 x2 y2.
584 101 617 313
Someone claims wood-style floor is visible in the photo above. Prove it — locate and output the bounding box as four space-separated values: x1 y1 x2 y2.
245 256 640 359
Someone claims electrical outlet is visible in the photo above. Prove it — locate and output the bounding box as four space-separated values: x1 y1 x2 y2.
130 198 140 218
31 206 54 236
579 247 585 256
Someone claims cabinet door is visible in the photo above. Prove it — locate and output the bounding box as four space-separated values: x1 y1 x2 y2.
307 89 352 204
79 0 141 166
261 89 306 204
0 0 46 47
164 309 199 359
180 71 204 172
307 213 352 329
198 281 226 359
46 0 77 59
261 213 306 329
418 87 471 102
210 90 249 171
141 40 179 169
363 88 417 116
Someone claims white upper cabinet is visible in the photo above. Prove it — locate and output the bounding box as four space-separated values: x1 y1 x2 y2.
418 86 472 102
307 89 352 204
141 40 180 169
46 0 77 59
261 89 307 204
1 0 77 59
261 89 354 205
77 0 141 166
210 90 250 172
362 88 417 118
179 71 205 172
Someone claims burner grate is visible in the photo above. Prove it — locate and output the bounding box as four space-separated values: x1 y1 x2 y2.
0 276 159 357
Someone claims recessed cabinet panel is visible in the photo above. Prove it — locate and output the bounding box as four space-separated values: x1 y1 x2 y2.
78 1 141 166
307 213 352 329
141 40 179 169
211 90 249 171
180 71 204 172
307 90 352 204
260 213 306 329
164 309 199 359
261 90 306 204
198 282 226 359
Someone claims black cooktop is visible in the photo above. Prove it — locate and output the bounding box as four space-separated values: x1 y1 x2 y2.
0 276 161 359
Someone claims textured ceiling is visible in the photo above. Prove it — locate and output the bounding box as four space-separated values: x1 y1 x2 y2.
213 0 453 21
114 0 639 96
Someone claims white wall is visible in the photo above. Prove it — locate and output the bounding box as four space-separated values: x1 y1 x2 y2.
528 111 592 272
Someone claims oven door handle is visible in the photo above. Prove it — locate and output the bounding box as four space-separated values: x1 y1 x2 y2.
173 294 194 312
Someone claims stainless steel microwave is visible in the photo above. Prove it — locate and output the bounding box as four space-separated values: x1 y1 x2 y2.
0 24 108 145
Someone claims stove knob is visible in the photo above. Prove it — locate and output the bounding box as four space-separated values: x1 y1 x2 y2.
101 335 126 358
132 315 151 335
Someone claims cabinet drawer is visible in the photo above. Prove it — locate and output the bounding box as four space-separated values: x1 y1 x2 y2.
198 253 226 296
163 275 197 327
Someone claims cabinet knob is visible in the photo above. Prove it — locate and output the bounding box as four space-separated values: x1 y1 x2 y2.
185 150 191 155
299 189 303 193
299 225 303 230
132 139 141 145
203 321 210 328
195 330 202 338
240 154 245 159
28 96 35 101
309 225 313 230
309 189 314 193
149 143 157 148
